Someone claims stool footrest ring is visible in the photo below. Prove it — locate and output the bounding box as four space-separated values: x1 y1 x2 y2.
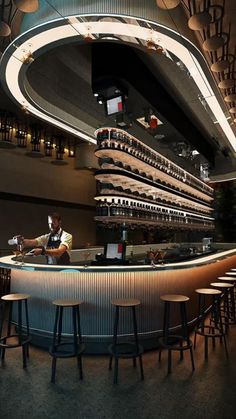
108 342 143 359
158 335 193 350
49 342 85 358
0 334 31 349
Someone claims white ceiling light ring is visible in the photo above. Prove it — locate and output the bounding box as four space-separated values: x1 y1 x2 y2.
1 15 235 153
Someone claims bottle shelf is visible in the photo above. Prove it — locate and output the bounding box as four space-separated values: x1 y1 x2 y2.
94 128 215 232
95 128 214 197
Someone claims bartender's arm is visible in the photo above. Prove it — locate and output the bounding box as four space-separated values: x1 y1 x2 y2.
33 244 67 257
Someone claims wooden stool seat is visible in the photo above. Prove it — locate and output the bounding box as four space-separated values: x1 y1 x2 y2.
160 294 189 303
52 299 84 307
218 276 236 281
210 282 234 288
111 298 140 307
1 293 30 302
195 288 221 295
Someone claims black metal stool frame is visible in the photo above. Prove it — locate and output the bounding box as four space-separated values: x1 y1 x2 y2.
194 293 228 360
0 298 30 368
49 304 85 384
159 300 195 374
109 304 144 384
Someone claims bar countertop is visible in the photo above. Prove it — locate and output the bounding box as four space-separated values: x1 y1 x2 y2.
1 247 236 272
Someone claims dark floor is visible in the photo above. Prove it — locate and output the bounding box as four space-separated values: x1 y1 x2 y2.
1 322 236 419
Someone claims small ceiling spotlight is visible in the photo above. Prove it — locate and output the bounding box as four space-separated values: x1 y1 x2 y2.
83 27 93 42
21 51 34 64
98 97 104 105
146 39 156 51
156 45 164 54
94 93 99 97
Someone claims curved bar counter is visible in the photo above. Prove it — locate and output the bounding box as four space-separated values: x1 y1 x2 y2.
1 249 236 353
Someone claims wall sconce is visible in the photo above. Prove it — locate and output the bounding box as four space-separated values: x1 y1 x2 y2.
15 122 28 148
26 123 43 157
68 140 76 158
0 111 16 148
51 134 68 165
44 134 54 157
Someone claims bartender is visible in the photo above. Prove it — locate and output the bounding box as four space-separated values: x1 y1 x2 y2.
20 212 72 265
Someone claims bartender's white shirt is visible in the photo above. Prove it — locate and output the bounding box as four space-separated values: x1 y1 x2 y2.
35 229 72 264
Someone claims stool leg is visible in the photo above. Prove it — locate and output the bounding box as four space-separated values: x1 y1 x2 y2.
163 302 170 345
230 289 235 321
24 299 30 358
51 306 59 383
73 307 83 380
51 356 57 384
58 307 63 344
109 306 119 371
1 301 10 362
7 301 13 337
217 297 228 359
168 349 172 374
132 306 144 381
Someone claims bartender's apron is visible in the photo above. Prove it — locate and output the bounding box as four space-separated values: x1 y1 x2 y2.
46 230 70 265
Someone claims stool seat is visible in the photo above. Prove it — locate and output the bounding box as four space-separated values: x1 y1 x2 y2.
195 288 221 295
52 299 84 307
211 282 234 288
1 293 30 301
111 298 140 307
225 272 236 276
160 294 189 303
218 276 236 281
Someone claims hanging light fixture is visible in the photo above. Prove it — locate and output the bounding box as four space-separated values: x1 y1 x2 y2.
51 134 68 165
26 123 43 157
0 111 16 148
156 0 180 10
13 0 39 13
0 20 11 37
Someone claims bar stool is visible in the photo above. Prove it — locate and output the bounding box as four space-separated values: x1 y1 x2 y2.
212 281 235 326
49 299 85 384
108 298 144 384
225 272 236 299
0 293 31 368
216 278 236 323
158 294 194 374
194 288 228 360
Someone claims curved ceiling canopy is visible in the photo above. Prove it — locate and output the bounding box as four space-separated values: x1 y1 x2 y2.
0 14 235 153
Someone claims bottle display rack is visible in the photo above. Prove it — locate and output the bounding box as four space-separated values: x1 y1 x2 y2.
94 128 214 231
